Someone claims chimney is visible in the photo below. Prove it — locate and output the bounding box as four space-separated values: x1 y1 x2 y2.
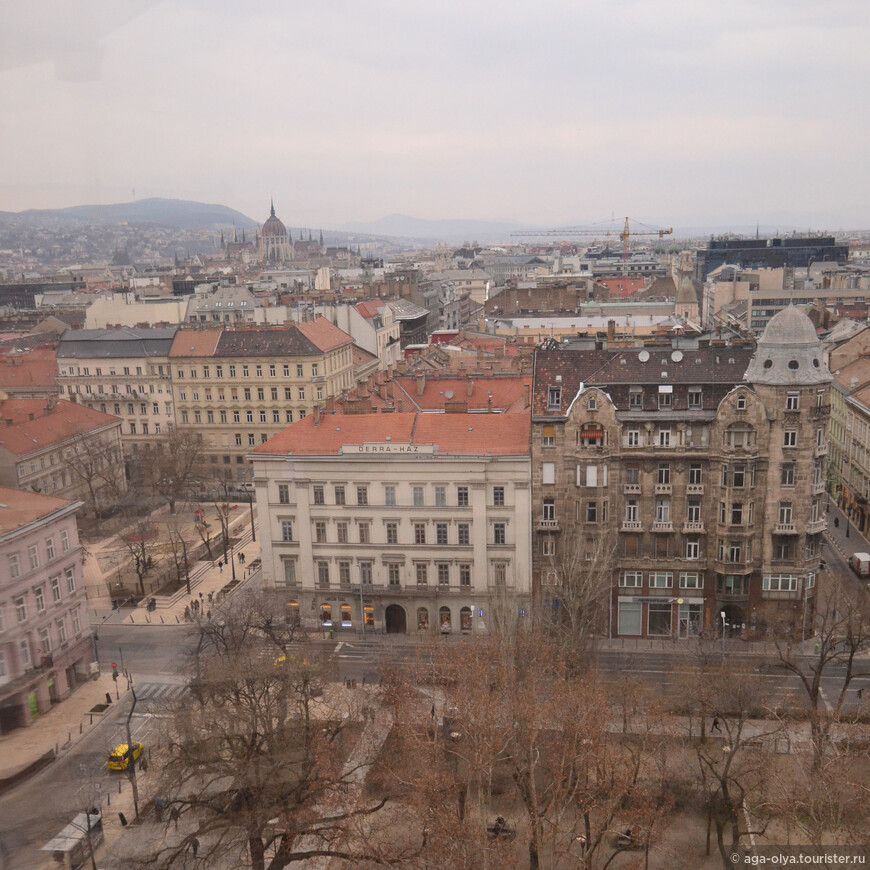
4 418 13 427
467 379 474 398
607 319 616 340
313 405 321 424
523 382 530 408
416 373 425 396
326 395 336 412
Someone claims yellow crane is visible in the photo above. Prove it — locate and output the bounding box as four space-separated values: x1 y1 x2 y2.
513 216 673 263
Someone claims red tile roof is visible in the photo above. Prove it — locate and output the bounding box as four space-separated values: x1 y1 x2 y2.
354 300 382 320
0 486 78 534
394 374 531 412
0 399 120 457
599 277 647 298
253 411 530 456
0 348 58 391
168 328 222 358
295 316 354 352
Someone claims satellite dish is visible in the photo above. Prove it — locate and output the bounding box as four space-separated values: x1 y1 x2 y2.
445 390 454 399
638 350 650 362
671 350 684 362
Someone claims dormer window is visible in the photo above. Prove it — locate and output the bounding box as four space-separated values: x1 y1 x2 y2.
736 396 747 410
548 387 562 410
587 396 597 410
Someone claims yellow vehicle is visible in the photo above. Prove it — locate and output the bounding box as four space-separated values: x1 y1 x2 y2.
107 742 143 771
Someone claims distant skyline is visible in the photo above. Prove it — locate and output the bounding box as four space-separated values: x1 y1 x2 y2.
1 1 869 231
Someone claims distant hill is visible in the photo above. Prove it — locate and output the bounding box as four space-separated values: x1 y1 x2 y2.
3 198 258 231
340 213 526 244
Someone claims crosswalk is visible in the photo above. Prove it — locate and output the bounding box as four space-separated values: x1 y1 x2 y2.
132 681 190 711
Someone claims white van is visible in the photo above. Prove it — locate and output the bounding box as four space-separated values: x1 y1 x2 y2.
848 552 870 578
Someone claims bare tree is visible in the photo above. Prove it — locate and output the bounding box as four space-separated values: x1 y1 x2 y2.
62 432 126 526
140 429 206 514
767 574 870 771
165 518 192 596
136 593 419 870
120 519 159 598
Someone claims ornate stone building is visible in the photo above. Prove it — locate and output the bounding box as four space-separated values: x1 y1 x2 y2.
258 200 292 265
531 305 830 639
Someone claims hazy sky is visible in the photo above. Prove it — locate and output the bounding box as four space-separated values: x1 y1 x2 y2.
1 0 868 230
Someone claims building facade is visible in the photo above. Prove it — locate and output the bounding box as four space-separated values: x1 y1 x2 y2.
531 306 829 639
251 412 532 635
0 488 91 733
169 319 355 476
57 327 177 450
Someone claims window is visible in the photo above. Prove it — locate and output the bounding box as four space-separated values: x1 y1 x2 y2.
317 562 330 586
542 537 555 556
335 486 346 505
774 539 793 560
313 485 324 505
34 586 45 612
458 523 470 546
71 606 81 635
786 391 800 411
56 617 67 646
783 430 797 448
181 411 189 424
680 572 702 589
629 387 643 409
356 486 368 505
8 554 20 578
585 502 597 523
436 523 448 545
493 523 506 545
457 486 469 507
726 424 755 448
281 520 294 542
385 485 396 506
269 364 276 377
315 521 327 543
19 638 31 667
235 433 243 446
15 597 27 622
39 626 51 655
732 465 745 488
778 502 793 524
687 499 701 523
46 538 55 560
548 386 562 409
413 486 424 506
658 427 671 447
280 558 297 586
337 522 349 544
542 462 555 485
658 389 672 409
587 395 597 410
625 465 639 485
359 523 370 544
386 522 398 545
65 566 76 594
649 572 672 588
388 564 401 586
542 424 555 447
542 498 555 521
242 365 249 378
438 563 450 586
648 601 672 636
416 563 428 586
339 562 351 586
360 562 373 585
625 500 638 522
728 542 743 562
414 523 426 545
435 485 447 507
685 538 700 559
763 574 797 592
298 388 305 401
618 601 642 635
655 498 670 523
627 428 640 447
50 577 61 602
781 465 795 486
493 486 505 506
297 364 304 377
28 544 39 569
246 410 254 423
731 503 743 525
259 410 266 423
658 464 670 485
459 564 471 587
688 387 702 409
248 433 256 446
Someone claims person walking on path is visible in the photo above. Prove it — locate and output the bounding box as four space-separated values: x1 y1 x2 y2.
711 717 722 733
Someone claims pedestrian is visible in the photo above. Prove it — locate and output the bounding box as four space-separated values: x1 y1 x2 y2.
105 692 113 705
431 703 436 719
238 552 245 565
711 717 722 733
207 591 213 604
191 837 199 856
199 591 204 600
170 806 180 830
217 560 223 573
859 688 864 700
184 606 191 622
834 516 840 528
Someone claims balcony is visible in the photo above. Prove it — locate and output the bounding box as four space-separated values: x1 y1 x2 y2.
651 521 674 533
621 521 643 532
814 443 828 458
623 483 641 495
654 483 672 495
687 483 704 495
811 480 826 495
537 519 560 532
682 522 705 533
806 519 827 534
811 405 831 421
774 522 798 535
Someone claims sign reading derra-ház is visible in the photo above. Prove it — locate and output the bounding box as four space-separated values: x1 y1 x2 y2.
341 443 437 454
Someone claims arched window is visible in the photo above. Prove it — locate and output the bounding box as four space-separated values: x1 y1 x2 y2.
363 604 374 627
725 423 755 449
439 606 452 633
340 604 352 627
460 606 472 633
417 607 429 631
320 603 332 627
285 600 299 626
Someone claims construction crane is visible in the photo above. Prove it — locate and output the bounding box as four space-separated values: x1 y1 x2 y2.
512 216 673 263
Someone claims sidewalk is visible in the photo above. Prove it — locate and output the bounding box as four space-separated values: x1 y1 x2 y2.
0 671 121 782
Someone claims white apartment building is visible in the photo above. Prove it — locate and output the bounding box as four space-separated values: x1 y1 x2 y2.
250 411 532 635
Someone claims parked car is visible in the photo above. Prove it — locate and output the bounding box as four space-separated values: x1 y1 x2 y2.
107 742 143 771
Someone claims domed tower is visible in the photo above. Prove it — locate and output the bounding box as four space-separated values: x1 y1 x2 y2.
744 305 832 632
259 199 292 265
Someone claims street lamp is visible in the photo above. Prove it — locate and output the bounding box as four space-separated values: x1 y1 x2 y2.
720 611 727 655
248 488 256 543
